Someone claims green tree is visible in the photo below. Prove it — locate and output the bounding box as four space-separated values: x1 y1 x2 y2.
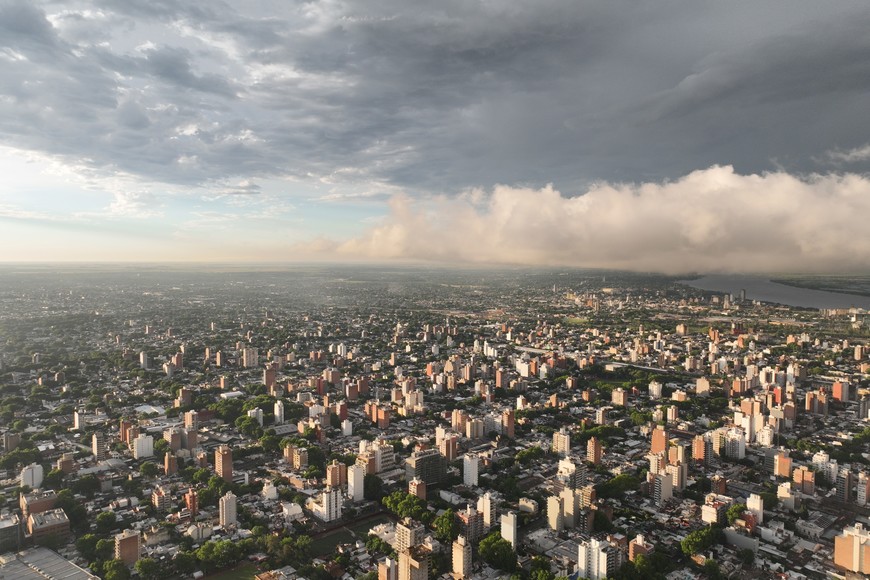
153 438 170 457
95 538 115 561
103 559 131 580
134 557 161 580
174 551 197 575
42 468 65 489
364 474 384 501
702 559 724 580
96 511 117 534
680 526 724 557
433 509 459 542
726 503 746 525
56 489 89 531
478 532 517 572
75 534 99 562
139 461 159 477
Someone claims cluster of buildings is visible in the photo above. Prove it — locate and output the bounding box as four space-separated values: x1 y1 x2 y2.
0 270 868 579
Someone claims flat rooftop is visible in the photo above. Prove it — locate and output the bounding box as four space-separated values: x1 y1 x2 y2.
0 547 97 579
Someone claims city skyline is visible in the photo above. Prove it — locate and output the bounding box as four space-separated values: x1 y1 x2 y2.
2 1 870 272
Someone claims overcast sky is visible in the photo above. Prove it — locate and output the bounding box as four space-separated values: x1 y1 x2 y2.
2 0 870 272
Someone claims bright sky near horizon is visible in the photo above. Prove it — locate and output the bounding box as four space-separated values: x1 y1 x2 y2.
2 1 870 272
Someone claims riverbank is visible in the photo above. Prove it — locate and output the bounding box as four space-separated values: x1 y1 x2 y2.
681 274 870 310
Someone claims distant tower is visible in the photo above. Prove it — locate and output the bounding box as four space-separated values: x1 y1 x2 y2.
184 487 198 516
92 432 107 461
452 535 472 579
500 512 518 550
219 491 237 528
216 445 233 483
463 454 479 487
587 437 603 466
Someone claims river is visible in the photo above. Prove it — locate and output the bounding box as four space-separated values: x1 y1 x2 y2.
681 275 870 310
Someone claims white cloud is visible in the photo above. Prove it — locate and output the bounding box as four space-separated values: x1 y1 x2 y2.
311 166 870 273
827 143 870 164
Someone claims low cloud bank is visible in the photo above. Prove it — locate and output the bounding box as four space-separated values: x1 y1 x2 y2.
315 166 870 273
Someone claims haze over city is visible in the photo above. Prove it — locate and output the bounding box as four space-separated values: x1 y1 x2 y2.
2 1 870 271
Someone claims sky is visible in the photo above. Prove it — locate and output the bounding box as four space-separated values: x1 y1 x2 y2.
2 0 870 273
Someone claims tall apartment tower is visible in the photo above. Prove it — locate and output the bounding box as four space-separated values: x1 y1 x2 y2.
500 512 518 550
463 454 479 487
452 535 472 579
552 427 571 456
219 491 237 528
348 464 366 502
395 518 425 554
398 546 429 580
833 523 870 575
92 432 107 461
216 445 233 483
587 436 603 465
114 529 141 566
651 425 668 456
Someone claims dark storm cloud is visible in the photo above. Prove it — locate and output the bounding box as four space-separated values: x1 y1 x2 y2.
2 0 870 192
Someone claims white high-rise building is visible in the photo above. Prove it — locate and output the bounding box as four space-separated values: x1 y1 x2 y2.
547 495 564 531
747 493 764 524
247 407 263 427
309 487 342 522
219 491 237 528
463 453 479 487
724 427 746 460
501 512 518 550
452 535 471 579
653 473 673 506
132 434 154 459
242 347 258 368
274 400 285 425
577 538 623 580
348 464 365 502
20 463 43 489
560 487 579 529
552 427 571 456
477 492 494 529
395 518 425 554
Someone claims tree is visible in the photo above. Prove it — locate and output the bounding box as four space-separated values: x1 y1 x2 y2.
596 474 640 499
593 509 615 533
726 503 746 525
139 461 159 477
365 534 394 557
515 446 545 465
433 509 459 542
702 559 724 580
95 538 115 561
680 526 724 557
174 551 197 575
42 468 65 489
478 532 517 572
96 511 117 534
364 474 384 501
134 557 161 580
75 534 100 562
103 559 131 580
153 438 170 458
530 556 555 580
